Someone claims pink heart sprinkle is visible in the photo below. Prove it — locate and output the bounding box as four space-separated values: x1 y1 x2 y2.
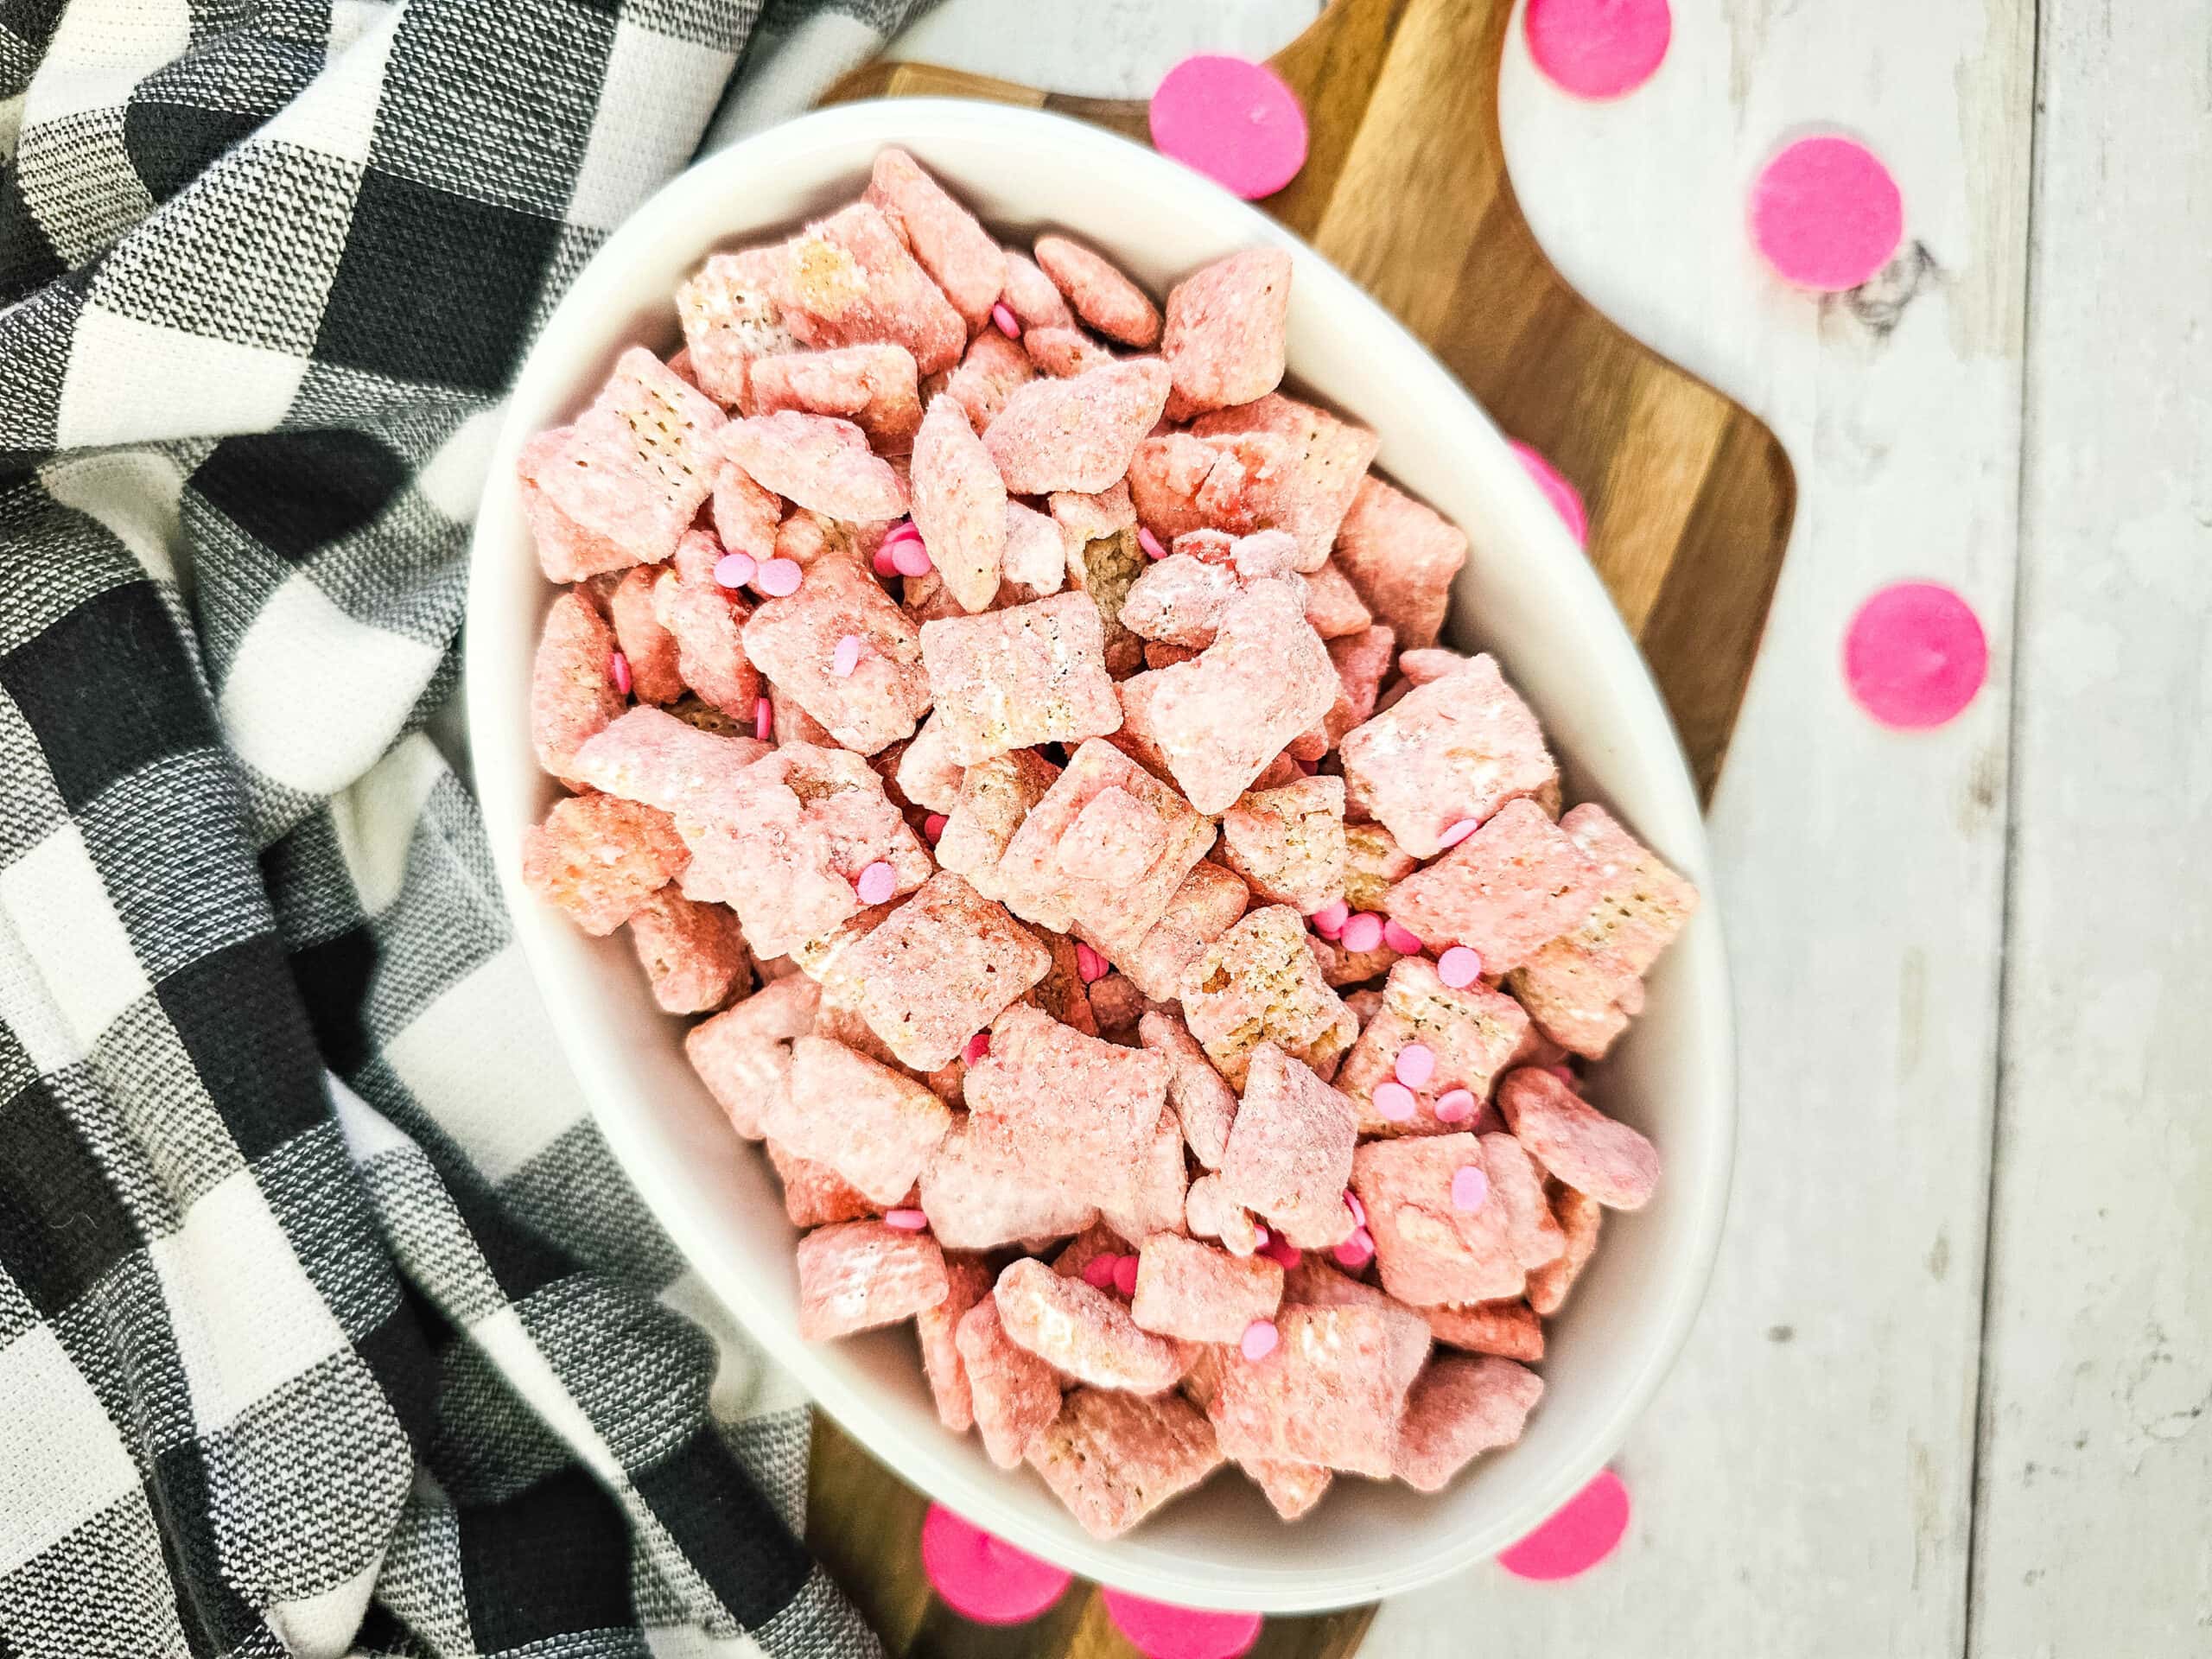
1395 1042 1436 1088
883 1208 928 1232
1103 1588 1264 1659
1751 134 1904 293
855 861 897 906
753 697 773 742
1382 918 1425 956
714 550 757 589
1433 1087 1476 1124
831 633 864 677
1497 1468 1631 1581
1332 1229 1374 1271
1239 1319 1279 1362
892 537 934 578
607 650 632 695
1438 817 1481 849
1343 1190 1365 1227
1340 912 1384 953
1843 580 1987 729
1309 899 1349 939
1452 1165 1489 1212
1074 941 1109 983
1149 54 1309 202
1437 944 1484 988
921 1503 1071 1624
962 1030 991 1066
753 556 803 598
1082 1254 1118 1290
923 812 949 844
990 301 1020 340
1523 0 1673 101
1138 525 1168 561
1373 1080 1416 1123
1113 1255 1140 1298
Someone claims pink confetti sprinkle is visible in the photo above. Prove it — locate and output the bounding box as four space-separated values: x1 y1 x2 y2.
990 301 1021 340
962 1030 991 1066
1546 1063 1578 1085
1239 1319 1279 1362
1452 1165 1490 1212
714 550 757 589
1751 134 1904 292
1082 1254 1119 1290
1309 899 1349 940
753 556 803 598
753 696 773 742
1113 1255 1140 1298
1148 54 1308 202
855 861 897 906
1373 1080 1417 1123
883 1208 929 1231
892 537 934 578
1509 441 1589 547
1074 941 1109 983
1438 817 1481 849
1332 1229 1374 1271
1437 944 1484 988
1844 581 1987 729
1523 0 1673 101
1137 525 1168 561
883 518 920 547
1433 1087 1476 1124
923 812 949 844
1395 1043 1436 1088
1382 918 1425 956
1343 1190 1365 1228
1497 1468 1631 1581
831 632 864 677
1102 1589 1263 1659
921 1503 1072 1624
607 650 632 695
1339 912 1384 953
1257 1233 1300 1269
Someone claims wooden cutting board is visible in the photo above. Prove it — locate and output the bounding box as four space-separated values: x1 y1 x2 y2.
804 1 1795 1651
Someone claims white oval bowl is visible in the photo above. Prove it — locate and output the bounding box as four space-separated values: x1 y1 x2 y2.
466 98 1733 1613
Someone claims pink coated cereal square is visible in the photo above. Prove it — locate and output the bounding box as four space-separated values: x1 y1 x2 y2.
891 712 963 814
609 565 684 706
569 705 770 824
1218 1041 1359 1249
656 531 760 717
1119 552 1239 648
742 343 923 455
1085 970 1151 1045
1001 499 1066 594
918 590 1122 766
1161 249 1292 415
1033 235 1161 347
1425 1298 1545 1362
1335 957 1531 1137
721 410 907 523
520 795 686 937
1506 938 1643 1059
779 201 966 376
1220 775 1347 915
1383 798 1602 971
1048 479 1139 548
531 589 625 779
1027 1387 1224 1540
932 747 1061 904
958 1298 1065 1468
1057 784 1170 885
940 329 1036 432
740 554 931 753
994 1257 1190 1393
1390 1355 1543 1493
982 359 1172 494
1342 822 1416 912
1000 247 1076 333
1118 861 1249 1004
1188 394 1377 570
1023 325 1116 378
917 1253 994 1432
1184 1173 1263 1255
1127 431 1220 544
1208 1303 1429 1478
1301 559 1373 639
1145 640 1202 671
1550 804 1700 976
766 1139 886 1228
1312 620 1397 753
676 247 798 406
1139 1008 1240 1169
1525 1184 1600 1316
1099 1103 1189 1241
1131 1234 1284 1343
1303 930 1395 991
1246 1458 1332 1521
766 1035 954 1205
865 148 1004 331
1497 1067 1660 1210
524 346 726 568
684 975 819 1140
1280 1255 1394 1311
626 887 751 1014
963 1004 1169 1201
1351 1133 1523 1306
1338 653 1558 857
519 438 636 582
794 1218 950 1340
1178 906 1359 1091
1332 474 1469 653
1397 647 1465 687
922 1112 1100 1249
1479 1131 1567 1270
910 393 1007 613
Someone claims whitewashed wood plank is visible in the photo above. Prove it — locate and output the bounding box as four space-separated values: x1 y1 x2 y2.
887 0 1319 100
1968 3 2212 1653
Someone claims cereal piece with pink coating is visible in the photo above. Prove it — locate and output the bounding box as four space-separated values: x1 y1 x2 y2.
766 1140 885 1228
1220 775 1346 915
1023 326 1116 378
1188 394 1377 570
827 872 1052 1070
892 713 963 814
1139 1008 1239 1168
940 329 1036 431
934 747 1061 903
958 1299 1065 1467
918 1253 994 1432
626 887 751 1013
722 411 908 522
1132 1234 1284 1343
1339 653 1558 857
919 590 1122 766
1100 1104 1189 1240
1351 1132 1523 1306
779 202 966 375
1127 431 1219 544
1057 784 1168 885
1049 478 1138 548
569 706 769 823
742 343 923 454
1497 1067 1660 1210
1480 1131 1567 1269
910 393 1007 613
1391 1355 1544 1492
684 975 818 1139
677 247 798 407
794 1218 949 1340
1027 1386 1223 1540
1281 1254 1394 1310
521 795 686 936
1301 560 1373 639
983 359 1172 494
1119 552 1241 648
655 531 760 716
1425 1298 1545 1362
1184 1173 1263 1255
1033 234 1162 347
531 589 625 779
1526 1184 1601 1315
766 1036 954 1205
1383 798 1602 971
1332 475 1470 652
1304 930 1395 992
1247 1458 1333 1521
1219 1041 1359 1249
1118 861 1249 1004
608 566 684 705
865 148 1003 331
1309 620 1396 753
995 1257 1192 1394
1161 248 1292 415
1343 822 1417 912
741 555 931 753
518 436 635 583
964 1004 1169 1202
1001 500 1065 594
1208 1303 1428 1478
922 1112 1100 1249
1000 247 1077 332
1336 957 1530 1137
1179 907 1359 1090
1397 647 1466 687
1506 938 1644 1060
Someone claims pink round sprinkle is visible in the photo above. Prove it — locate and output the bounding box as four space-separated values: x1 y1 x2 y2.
1137 525 1168 562
1433 1087 1476 1125
1382 918 1425 957
1509 441 1589 547
1340 912 1384 953
1437 945 1484 988
1523 0 1673 101
883 518 920 547
1373 1080 1417 1123
920 1503 1071 1624
753 696 773 742
855 861 897 906
1843 581 1987 729
1332 1229 1374 1271
1546 1063 1578 1084
1751 134 1904 292
1082 1254 1119 1290
1342 1190 1365 1227
990 301 1020 340
1438 817 1482 849
872 543 902 578
883 1208 929 1231
1452 1165 1490 1212
1239 1319 1279 1362
891 537 933 578
1102 1589 1263 1659
1257 1233 1300 1269
831 632 864 678
1310 899 1349 940
1395 1043 1436 1088
607 650 632 696
1074 941 1109 983
923 812 949 844
962 1030 991 1066
1497 1468 1631 1581
1148 54 1309 202
753 556 803 597
714 550 757 589
1113 1255 1140 1298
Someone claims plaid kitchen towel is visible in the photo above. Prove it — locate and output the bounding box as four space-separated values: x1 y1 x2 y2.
0 2 936 1656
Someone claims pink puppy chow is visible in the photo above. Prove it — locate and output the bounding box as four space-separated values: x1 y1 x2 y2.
1179 906 1359 1091
938 329 1036 432
741 555 931 754
1301 560 1373 639
1000 247 1077 332
1027 1388 1224 1540
909 393 1007 613
917 1253 993 1432
964 1004 1168 1202
983 359 1173 494
1384 798 1601 971
722 411 908 523
919 591 1122 766
1306 620 1396 755
826 872 1052 1071
626 887 751 1014
520 346 726 572
1184 1173 1264 1256
1247 1458 1334 1522
1351 1133 1524 1306
995 1257 1190 1394
676 247 798 407
1033 235 1162 347
520 795 686 937
865 148 1004 331
1127 430 1223 544
655 531 760 717
1220 775 1346 915
892 712 962 813
1132 1234 1284 1344
1396 647 1465 688
742 343 923 455
1392 1355 1544 1493
608 565 684 706
933 748 1061 905
1209 1303 1429 1478
1480 1131 1567 1270
1057 785 1167 885
1023 326 1116 378
1425 1298 1545 1363
1161 248 1292 416
957 1298 1065 1468
531 589 625 779
1117 861 1249 1004
1332 475 1470 653
1281 1255 1394 1311
766 1141 886 1229
1099 1103 1190 1242
1497 1067 1660 1211
779 201 966 376
796 1219 949 1340
921 1112 1100 1249
1525 1184 1600 1316
1119 580 1338 813
1218 1041 1359 1249
1188 393 1378 570
1343 822 1416 912
1338 652 1559 857
684 975 819 1139
766 1036 953 1206
569 706 769 824
1001 499 1065 594
1118 553 1241 648
1139 1008 1239 1169
1335 957 1530 1138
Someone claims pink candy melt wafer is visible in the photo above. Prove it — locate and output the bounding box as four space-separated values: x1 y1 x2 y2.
1372 1080 1416 1122
1438 817 1480 848
1083 1254 1119 1290
1497 1468 1631 1580
1523 0 1673 101
1844 581 1986 729
1332 1229 1374 1270
991 301 1020 340
1240 1319 1279 1361
1509 441 1589 547
607 650 632 695
753 696 772 741
832 633 864 677
1433 1087 1476 1124
1452 1165 1489 1212
885 1208 929 1231
893 537 933 577
1113 1255 1140 1298
921 1503 1072 1623
1138 525 1168 561
1751 134 1904 293
923 811 949 843
1149 55 1309 202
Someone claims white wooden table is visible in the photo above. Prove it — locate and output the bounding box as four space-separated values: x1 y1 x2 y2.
889 3 2212 1652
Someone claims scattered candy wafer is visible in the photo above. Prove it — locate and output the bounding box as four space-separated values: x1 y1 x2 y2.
1523 0 1672 100
1497 1466 1631 1580
1509 440 1589 545
1149 55 1309 201
1751 134 1904 293
1844 580 1986 729
921 1503 1072 1624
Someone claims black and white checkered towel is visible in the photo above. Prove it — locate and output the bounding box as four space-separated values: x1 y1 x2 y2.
0 3 931 1655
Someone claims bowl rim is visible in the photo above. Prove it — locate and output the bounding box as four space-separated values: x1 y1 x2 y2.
466 95 1737 1611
